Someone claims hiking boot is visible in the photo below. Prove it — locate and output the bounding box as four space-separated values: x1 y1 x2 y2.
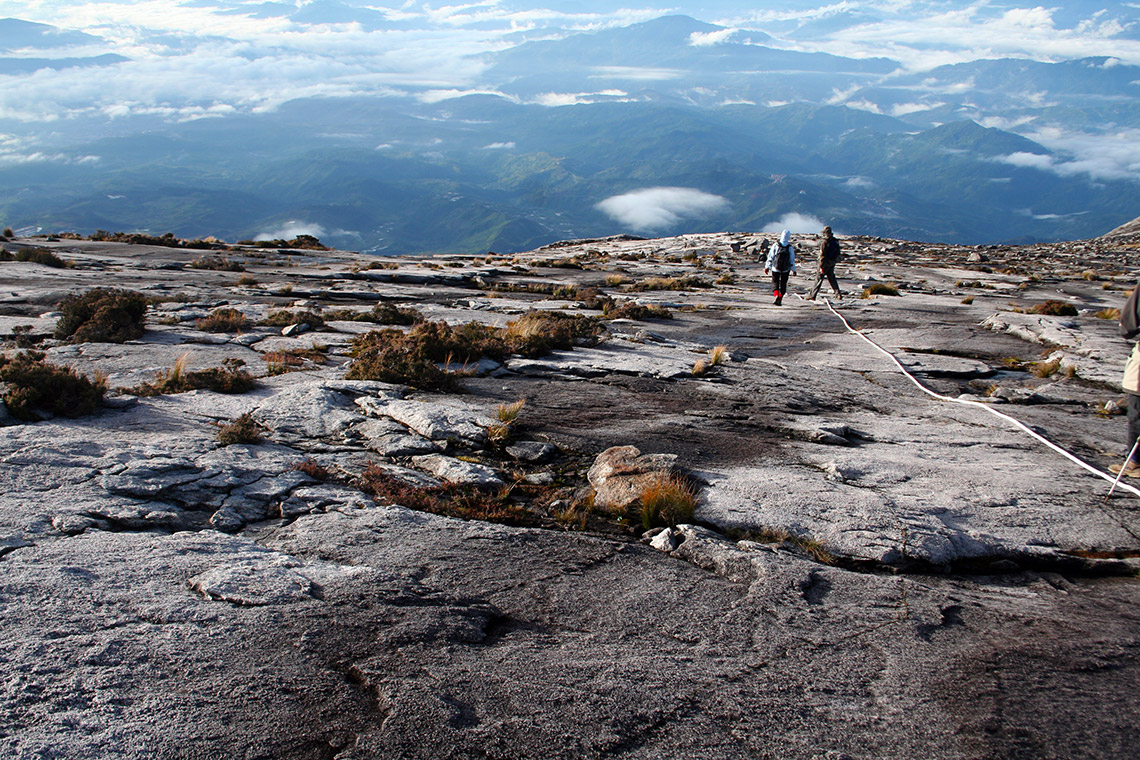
1110 461 1140 478
774 296 783 306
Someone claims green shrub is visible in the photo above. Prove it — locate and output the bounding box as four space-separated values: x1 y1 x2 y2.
1029 300 1079 317
196 307 252 333
0 351 104 420
216 412 264 445
55 288 148 343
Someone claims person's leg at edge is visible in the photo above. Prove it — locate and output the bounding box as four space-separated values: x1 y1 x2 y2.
1113 392 1140 476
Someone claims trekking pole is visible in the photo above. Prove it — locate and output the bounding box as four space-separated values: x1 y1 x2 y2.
1106 435 1140 501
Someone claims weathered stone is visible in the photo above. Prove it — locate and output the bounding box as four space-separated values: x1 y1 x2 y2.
411 454 505 488
505 440 556 462
587 445 678 510
379 399 493 446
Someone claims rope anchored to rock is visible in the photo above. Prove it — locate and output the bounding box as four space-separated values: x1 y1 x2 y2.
811 295 1140 500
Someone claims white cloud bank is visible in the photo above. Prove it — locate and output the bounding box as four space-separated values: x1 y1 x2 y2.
761 213 826 234
255 220 326 241
595 187 730 231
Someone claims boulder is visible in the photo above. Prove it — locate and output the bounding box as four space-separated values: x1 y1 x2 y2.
587 445 678 510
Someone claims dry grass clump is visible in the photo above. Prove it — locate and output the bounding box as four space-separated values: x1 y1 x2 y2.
961 296 975 305
55 288 148 343
605 273 628 287
1096 307 1122 320
129 354 256 396
262 347 326 375
709 345 729 365
691 358 710 377
1030 356 1073 378
729 526 835 564
602 301 673 321
1029 300 1079 317
627 275 713 292
358 465 527 524
216 412 264 446
861 283 901 298
0 351 105 420
503 311 605 357
196 307 252 333
639 473 697 529
236 274 258 286
293 458 332 479
326 302 422 325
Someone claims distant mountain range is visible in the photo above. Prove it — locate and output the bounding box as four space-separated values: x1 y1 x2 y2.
2 13 1139 253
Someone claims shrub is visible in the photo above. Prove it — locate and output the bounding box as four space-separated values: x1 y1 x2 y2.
503 312 604 357
293 458 331 479
236 274 258 286
326 302 422 325
190 255 244 272
861 283 901 298
262 308 325 329
216 412 264 445
196 307 252 333
1029 300 1079 317
639 473 697 529
130 355 256 396
2 228 13 237
602 301 673 321
11 247 66 268
358 465 527 524
55 288 148 343
263 347 325 375
628 275 713 292
0 351 104 420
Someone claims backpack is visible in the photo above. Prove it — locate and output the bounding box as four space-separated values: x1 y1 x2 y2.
773 243 792 271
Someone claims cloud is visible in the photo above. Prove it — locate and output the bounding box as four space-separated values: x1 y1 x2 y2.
255 220 326 241
532 89 629 106
589 66 684 81
689 28 736 47
481 141 515 149
595 187 730 231
761 213 826 234
996 128 1140 182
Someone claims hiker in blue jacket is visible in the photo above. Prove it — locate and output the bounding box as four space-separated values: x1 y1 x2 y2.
764 229 796 306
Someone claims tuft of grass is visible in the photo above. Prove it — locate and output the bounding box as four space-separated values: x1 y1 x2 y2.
961 296 975 305
1031 356 1064 378
55 288 148 343
639 473 697 530
0 351 105 420
1095 307 1121 320
497 399 525 424
727 526 835 564
216 412 264 445
129 355 256 396
236 274 258 286
196 307 251 333
709 345 729 365
1029 300 1079 317
861 283 901 298
605 273 627 287
691 358 710 377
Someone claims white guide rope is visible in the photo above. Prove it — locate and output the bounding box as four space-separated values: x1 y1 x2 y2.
814 296 1140 500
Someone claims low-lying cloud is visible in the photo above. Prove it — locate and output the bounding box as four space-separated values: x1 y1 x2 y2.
761 213 826 234
595 187 730 231
255 221 326 241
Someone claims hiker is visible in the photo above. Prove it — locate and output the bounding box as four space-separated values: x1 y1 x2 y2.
764 229 796 306
1114 281 1140 477
807 225 843 300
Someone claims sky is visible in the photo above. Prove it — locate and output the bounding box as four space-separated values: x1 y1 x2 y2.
2 0 1139 125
